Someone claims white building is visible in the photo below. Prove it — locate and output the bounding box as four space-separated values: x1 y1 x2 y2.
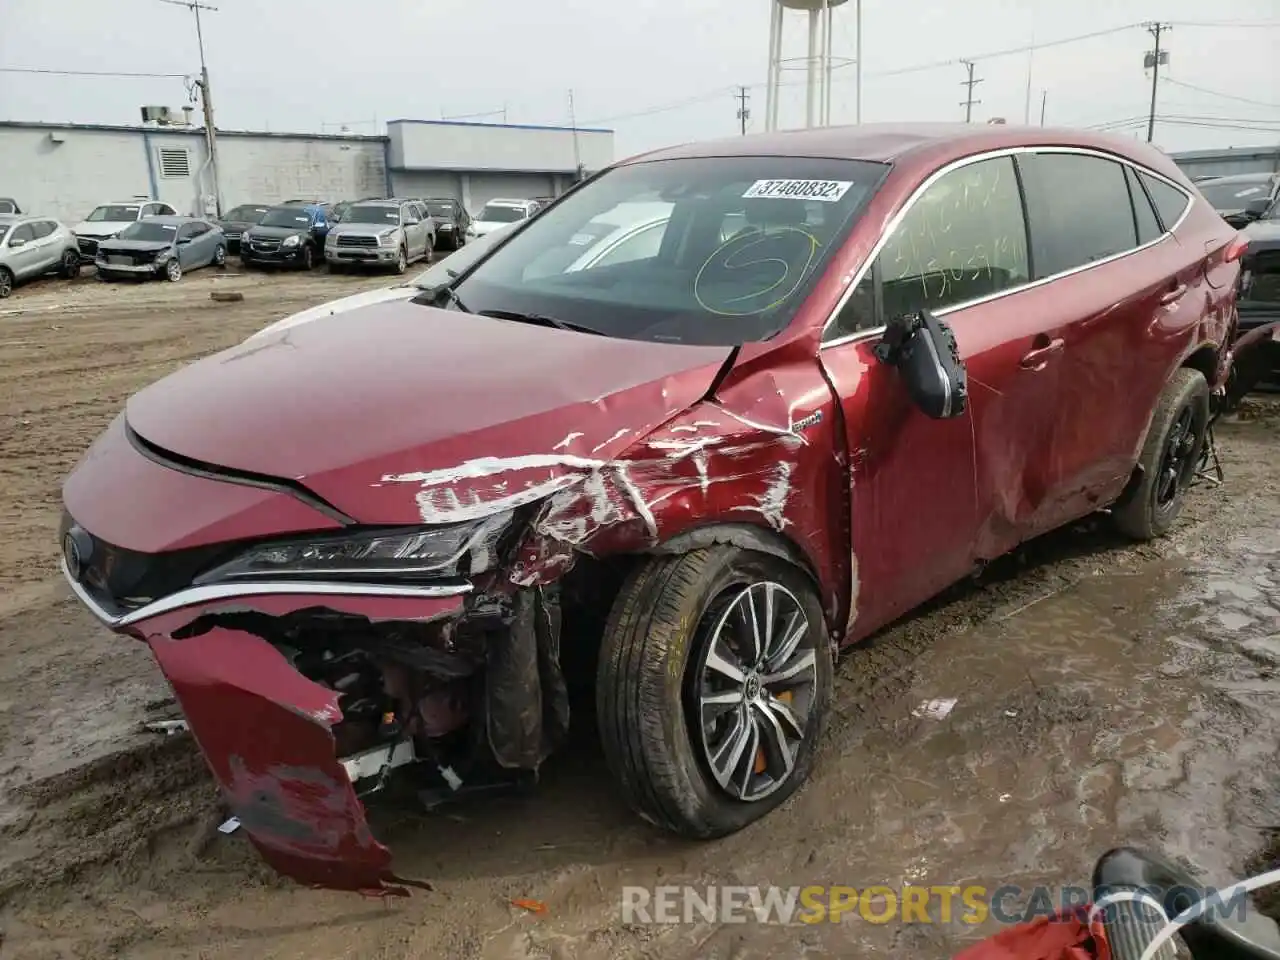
0 119 614 224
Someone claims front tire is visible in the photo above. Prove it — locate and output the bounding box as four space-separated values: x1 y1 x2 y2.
212 244 227 268
300 245 315 270
394 246 407 274
59 250 81 279
0 267 12 298
1112 367 1209 540
597 547 832 838
165 259 183 282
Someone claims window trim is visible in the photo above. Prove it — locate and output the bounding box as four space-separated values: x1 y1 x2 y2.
821 145 1194 350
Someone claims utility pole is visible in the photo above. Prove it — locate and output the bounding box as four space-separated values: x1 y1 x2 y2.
736 86 751 135
160 0 220 217
568 89 583 182
1144 22 1170 144
959 60 983 123
854 0 862 123
1040 90 1047 126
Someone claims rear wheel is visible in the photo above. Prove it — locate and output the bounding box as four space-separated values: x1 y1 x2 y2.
423 236 434 263
58 250 81 279
1112 367 1209 540
597 546 832 838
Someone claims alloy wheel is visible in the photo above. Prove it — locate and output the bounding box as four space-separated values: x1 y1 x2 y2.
214 245 226 266
0 268 11 298
1156 404 1196 508
166 260 182 282
689 581 818 802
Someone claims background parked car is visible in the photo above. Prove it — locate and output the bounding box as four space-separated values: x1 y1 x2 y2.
1239 194 1280 390
423 198 470 250
0 214 81 298
324 199 434 274
240 202 332 270
72 199 178 262
0 199 23 215
95 216 227 283
467 197 538 238
1197 172 1280 228
214 203 271 255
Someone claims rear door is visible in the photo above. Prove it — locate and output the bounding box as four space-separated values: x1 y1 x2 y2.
1013 150 1199 532
820 153 1060 637
29 220 60 272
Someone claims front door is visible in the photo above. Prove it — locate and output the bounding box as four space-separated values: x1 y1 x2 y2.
6 223 40 279
819 153 1064 642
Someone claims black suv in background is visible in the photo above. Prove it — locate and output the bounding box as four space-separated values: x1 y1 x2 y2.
215 203 271 255
423 198 470 250
240 202 332 270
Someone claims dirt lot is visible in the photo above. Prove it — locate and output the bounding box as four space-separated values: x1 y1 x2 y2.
1 269 1278 959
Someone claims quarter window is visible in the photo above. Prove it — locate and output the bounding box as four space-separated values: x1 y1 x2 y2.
9 224 35 244
1140 172 1191 232
29 221 55 239
1124 167 1163 245
1020 153 1137 277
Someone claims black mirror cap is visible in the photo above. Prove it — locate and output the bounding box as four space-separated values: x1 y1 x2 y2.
875 309 968 420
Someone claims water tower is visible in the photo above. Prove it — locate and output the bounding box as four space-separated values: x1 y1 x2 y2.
765 0 859 131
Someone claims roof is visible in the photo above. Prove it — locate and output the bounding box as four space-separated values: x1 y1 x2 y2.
622 122 1182 169
387 118 613 135
1196 171 1279 184
145 215 202 225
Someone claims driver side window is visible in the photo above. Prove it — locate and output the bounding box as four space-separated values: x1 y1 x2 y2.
827 156 1030 340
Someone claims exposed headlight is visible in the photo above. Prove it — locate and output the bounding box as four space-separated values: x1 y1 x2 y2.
378 230 396 247
155 250 172 263
194 512 514 583
282 235 301 248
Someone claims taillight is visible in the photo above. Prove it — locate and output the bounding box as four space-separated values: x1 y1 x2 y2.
1224 233 1250 263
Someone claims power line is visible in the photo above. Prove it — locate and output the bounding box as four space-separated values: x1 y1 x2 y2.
1165 20 1280 28
1160 77 1280 110
735 86 751 135
0 67 190 78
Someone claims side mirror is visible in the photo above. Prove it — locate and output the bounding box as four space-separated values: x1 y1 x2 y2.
874 309 968 419
9 237 26 248
177 236 191 245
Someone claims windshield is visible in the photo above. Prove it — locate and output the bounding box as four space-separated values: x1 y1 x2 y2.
427 202 456 218
86 205 141 223
412 224 516 289
478 204 526 223
117 221 180 242
452 157 887 345
342 205 401 225
224 205 269 223
259 208 313 229
1199 179 1273 211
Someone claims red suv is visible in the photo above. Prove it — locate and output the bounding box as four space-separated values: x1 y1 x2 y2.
59 124 1247 893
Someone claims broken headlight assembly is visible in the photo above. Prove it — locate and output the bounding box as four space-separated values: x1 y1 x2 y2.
194 510 514 584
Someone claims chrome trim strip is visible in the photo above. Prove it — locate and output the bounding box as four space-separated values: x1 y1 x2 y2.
820 145 1195 351
61 559 471 628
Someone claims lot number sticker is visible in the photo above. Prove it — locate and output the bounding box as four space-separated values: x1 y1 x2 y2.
743 179 853 202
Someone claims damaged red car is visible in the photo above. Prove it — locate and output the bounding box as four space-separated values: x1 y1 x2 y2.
60 124 1246 892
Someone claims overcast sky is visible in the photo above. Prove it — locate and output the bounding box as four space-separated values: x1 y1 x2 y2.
1 0 1277 160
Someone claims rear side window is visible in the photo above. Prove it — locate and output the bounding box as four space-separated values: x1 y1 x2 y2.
875 155 1030 321
1020 153 1138 278
1141 172 1191 232
29 221 55 239
1124 167 1163 245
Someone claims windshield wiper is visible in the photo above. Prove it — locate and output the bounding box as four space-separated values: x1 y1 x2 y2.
478 309 599 335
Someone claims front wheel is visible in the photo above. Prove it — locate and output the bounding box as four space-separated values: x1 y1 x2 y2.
212 244 227 268
596 546 832 838
300 245 315 270
59 250 81 280
0 267 12 298
394 246 407 274
165 259 183 282
1112 367 1209 540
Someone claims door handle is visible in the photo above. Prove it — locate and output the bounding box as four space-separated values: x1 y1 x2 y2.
1160 283 1188 305
1020 337 1064 370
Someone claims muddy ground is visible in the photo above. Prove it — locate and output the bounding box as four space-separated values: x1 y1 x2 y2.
0 267 1278 959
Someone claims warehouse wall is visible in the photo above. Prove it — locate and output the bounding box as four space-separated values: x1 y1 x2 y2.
389 120 613 174
0 123 386 223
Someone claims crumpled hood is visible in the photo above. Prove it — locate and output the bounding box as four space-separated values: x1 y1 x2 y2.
245 284 417 341
97 239 173 254
125 300 732 523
